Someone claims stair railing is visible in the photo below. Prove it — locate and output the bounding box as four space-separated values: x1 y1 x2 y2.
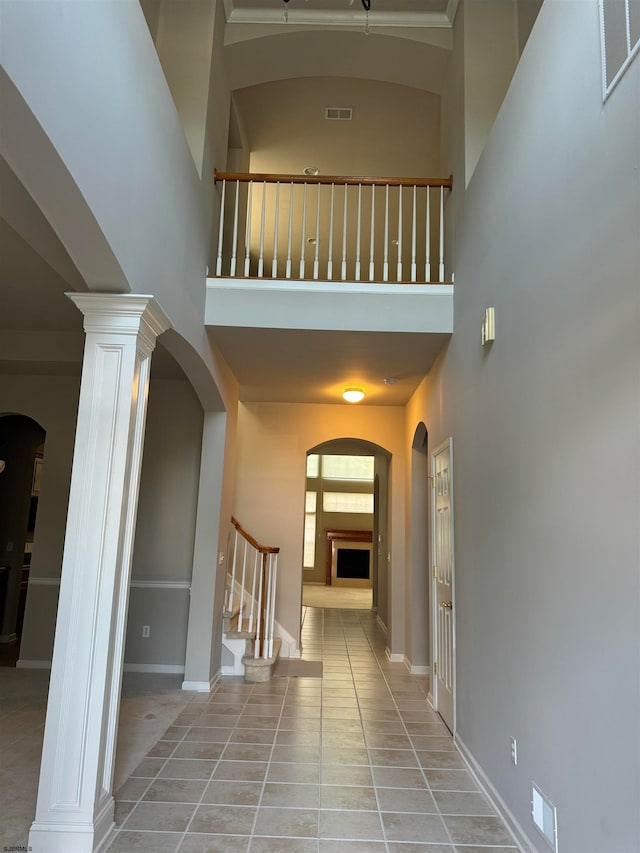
226 516 280 660
213 170 453 285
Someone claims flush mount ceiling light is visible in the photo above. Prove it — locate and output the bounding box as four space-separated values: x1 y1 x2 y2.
303 166 319 176
343 388 365 403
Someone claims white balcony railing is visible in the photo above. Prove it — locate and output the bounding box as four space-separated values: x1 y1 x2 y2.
214 170 453 285
226 516 279 660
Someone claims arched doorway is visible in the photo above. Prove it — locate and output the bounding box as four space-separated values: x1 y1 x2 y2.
407 422 430 674
0 414 46 666
302 438 391 627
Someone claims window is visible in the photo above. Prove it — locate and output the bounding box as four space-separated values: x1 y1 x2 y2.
323 492 374 514
306 454 320 478
303 491 317 568
600 0 640 98
321 455 374 481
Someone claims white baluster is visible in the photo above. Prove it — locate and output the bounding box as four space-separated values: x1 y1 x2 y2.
215 179 226 276
341 183 348 281
248 549 258 633
261 554 272 660
327 183 335 280
258 182 266 279
299 183 307 279
228 527 238 613
313 183 321 280
268 554 278 659
239 537 247 632
272 181 280 278
286 182 294 279
244 180 253 277
383 184 389 282
230 179 240 277
396 184 403 282
355 184 362 282
369 184 376 281
439 185 445 282
411 185 417 283
425 185 431 283
254 554 264 659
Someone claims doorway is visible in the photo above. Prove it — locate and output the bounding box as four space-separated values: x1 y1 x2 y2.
302 439 391 624
431 437 455 733
0 414 46 666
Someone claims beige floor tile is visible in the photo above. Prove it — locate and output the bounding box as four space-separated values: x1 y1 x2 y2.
107 830 182 852
319 808 383 840
443 814 515 845
189 804 257 834
202 779 263 805
143 778 207 803
320 784 378 810
123 801 195 832
178 834 250 853
381 810 449 843
433 790 496 816
253 806 319 838
261 781 320 808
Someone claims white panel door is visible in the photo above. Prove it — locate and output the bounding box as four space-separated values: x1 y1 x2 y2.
432 438 455 733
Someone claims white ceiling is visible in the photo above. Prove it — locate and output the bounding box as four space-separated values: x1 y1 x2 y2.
209 327 449 405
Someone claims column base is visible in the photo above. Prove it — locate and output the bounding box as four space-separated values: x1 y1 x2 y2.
29 795 115 853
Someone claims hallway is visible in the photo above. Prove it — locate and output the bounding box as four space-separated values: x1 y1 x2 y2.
106 608 517 852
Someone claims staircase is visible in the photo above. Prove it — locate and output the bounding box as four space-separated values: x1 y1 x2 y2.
221 517 281 682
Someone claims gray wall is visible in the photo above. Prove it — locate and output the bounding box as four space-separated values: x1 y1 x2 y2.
6 373 205 673
125 378 204 670
408 2 640 849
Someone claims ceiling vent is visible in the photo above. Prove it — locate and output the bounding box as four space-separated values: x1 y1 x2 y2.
326 107 352 121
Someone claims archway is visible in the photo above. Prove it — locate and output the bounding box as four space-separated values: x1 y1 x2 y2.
406 422 430 674
302 437 391 627
0 414 46 666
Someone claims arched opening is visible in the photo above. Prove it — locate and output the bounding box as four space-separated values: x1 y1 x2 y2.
407 421 430 673
302 438 391 625
0 414 46 666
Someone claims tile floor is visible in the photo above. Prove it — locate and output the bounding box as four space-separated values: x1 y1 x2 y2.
107 608 518 852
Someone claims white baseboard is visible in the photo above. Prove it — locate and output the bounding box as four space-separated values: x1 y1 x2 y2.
123 663 185 675
455 734 533 852
385 647 404 663
182 671 221 692
404 658 431 675
16 658 51 669
376 614 387 634
275 619 300 658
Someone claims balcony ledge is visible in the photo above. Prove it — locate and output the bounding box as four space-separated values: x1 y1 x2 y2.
205 277 453 335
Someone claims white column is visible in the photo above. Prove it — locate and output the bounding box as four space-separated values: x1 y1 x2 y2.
182 411 232 691
29 293 171 853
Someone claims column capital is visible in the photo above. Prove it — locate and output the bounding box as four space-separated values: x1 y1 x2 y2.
67 292 172 350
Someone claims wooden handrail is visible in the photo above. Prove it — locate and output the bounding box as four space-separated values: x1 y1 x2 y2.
231 516 280 555
215 169 453 190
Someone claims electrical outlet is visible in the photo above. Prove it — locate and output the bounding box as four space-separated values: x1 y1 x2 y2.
510 736 518 766
142 625 151 638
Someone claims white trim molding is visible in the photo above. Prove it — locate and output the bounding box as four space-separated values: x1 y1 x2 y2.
404 658 431 676
385 648 404 663
182 671 221 693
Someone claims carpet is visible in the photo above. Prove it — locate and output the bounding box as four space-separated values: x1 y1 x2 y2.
272 659 323 678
